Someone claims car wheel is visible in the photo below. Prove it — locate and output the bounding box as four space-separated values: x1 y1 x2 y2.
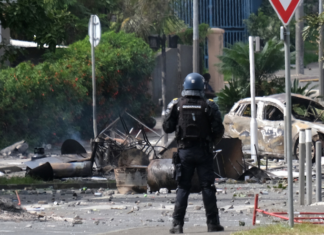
294 138 316 163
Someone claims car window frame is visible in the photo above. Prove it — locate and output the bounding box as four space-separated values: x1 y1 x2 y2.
240 102 258 118
263 102 284 121
234 104 244 116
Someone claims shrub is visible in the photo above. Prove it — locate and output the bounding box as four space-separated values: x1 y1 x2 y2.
0 31 156 148
177 23 210 46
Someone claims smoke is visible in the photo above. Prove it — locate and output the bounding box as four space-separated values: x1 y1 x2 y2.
69 131 82 143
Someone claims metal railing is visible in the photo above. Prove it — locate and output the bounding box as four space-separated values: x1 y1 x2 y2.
176 0 263 68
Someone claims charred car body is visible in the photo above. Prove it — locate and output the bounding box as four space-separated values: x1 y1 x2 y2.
223 94 324 161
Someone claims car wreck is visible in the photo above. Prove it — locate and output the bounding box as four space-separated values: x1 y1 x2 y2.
223 93 324 161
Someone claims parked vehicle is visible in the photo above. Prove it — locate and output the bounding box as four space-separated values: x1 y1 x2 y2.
223 94 324 162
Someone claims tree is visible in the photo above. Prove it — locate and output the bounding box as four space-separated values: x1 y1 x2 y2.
0 0 75 52
291 79 318 97
218 38 285 96
244 2 296 46
65 0 121 44
0 31 156 148
119 0 185 41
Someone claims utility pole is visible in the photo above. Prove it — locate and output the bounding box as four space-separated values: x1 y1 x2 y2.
249 36 260 163
319 0 324 100
295 0 304 74
269 0 300 228
91 16 97 138
193 0 199 72
161 35 168 146
283 25 294 228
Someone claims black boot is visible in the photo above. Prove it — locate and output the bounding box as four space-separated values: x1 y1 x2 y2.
169 220 183 234
207 215 224 232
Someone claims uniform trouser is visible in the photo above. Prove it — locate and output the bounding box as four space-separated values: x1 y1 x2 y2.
172 145 218 224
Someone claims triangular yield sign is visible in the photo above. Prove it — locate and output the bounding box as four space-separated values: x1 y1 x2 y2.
269 0 301 25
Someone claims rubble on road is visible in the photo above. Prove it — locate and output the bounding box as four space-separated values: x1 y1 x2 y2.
0 140 29 158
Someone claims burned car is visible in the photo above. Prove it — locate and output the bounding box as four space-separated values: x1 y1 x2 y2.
223 93 324 161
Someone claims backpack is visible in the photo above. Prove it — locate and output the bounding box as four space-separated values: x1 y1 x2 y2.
176 97 211 141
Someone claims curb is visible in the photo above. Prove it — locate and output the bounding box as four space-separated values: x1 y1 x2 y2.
0 181 116 190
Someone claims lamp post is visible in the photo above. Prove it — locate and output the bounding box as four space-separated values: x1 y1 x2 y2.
148 34 179 146
249 36 260 163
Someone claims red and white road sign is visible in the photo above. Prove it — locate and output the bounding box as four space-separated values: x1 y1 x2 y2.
269 0 301 25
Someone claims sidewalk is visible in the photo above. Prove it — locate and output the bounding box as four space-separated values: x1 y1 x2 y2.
101 226 247 235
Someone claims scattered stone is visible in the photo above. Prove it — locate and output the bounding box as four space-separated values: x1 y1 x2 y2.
38 201 47 205
53 201 58 206
155 192 160 196
159 188 168 194
157 219 164 222
228 205 234 209
239 221 245 226
195 206 202 210
147 203 152 207
72 219 83 225
26 224 32 228
85 189 92 194
245 201 250 205
94 220 99 225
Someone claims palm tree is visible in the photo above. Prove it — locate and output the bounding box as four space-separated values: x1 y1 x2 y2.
291 79 319 97
217 38 285 96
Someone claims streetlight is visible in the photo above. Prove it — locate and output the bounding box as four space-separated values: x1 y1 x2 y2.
148 34 178 146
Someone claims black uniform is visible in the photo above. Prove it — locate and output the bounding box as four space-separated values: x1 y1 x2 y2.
163 95 224 226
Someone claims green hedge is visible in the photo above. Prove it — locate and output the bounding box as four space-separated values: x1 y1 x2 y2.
0 31 156 148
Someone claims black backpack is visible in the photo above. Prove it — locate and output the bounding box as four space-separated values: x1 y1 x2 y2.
176 97 210 141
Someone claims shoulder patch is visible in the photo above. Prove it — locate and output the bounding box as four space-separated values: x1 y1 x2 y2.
207 99 219 111
167 98 179 109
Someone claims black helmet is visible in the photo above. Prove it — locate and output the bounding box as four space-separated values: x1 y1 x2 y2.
183 73 204 90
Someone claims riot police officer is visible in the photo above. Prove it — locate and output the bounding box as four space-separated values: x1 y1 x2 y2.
163 73 224 234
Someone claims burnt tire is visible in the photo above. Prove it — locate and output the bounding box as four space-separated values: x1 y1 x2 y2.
294 138 316 163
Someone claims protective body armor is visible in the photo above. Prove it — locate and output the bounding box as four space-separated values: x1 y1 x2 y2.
176 97 210 145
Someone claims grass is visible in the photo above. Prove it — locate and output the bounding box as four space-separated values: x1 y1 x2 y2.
233 224 324 235
0 176 44 185
0 176 116 185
